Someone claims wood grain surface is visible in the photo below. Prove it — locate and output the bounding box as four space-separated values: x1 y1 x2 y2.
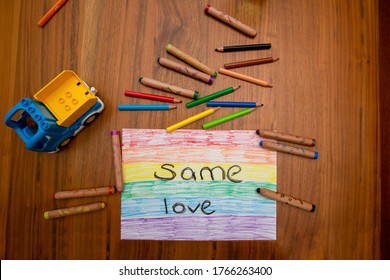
0 0 381 259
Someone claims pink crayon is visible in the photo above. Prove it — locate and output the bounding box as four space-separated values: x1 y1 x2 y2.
111 130 124 193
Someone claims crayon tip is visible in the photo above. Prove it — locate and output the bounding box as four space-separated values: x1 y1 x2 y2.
256 188 261 193
267 84 273 88
256 103 264 108
274 58 280 62
101 203 106 209
194 91 199 99
44 212 49 220
256 129 260 135
310 204 316 213
52 193 57 199
139 76 143 82
259 141 263 147
205 3 211 12
117 190 123 194
166 44 173 51
157 57 161 63
313 152 319 159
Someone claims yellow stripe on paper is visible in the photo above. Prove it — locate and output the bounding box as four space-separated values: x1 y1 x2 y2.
123 162 276 184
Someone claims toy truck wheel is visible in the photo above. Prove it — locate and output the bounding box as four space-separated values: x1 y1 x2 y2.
57 136 74 150
82 113 100 126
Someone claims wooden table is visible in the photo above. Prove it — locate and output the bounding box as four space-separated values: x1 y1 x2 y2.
0 0 381 259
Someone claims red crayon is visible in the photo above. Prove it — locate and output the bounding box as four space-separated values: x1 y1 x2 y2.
124 90 182 103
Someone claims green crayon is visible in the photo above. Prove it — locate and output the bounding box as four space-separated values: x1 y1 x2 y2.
186 85 240 108
202 107 258 129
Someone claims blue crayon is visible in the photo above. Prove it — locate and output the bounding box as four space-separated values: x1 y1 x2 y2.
118 104 177 111
207 101 257 108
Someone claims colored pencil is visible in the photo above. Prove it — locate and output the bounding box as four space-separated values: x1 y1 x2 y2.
256 129 316 147
202 106 262 129
218 68 273 87
186 85 241 108
53 186 116 199
111 130 124 193
224 57 279 69
207 101 259 108
44 202 106 220
158 57 215 85
118 104 177 111
166 107 221 133
257 188 316 213
37 0 69 27
166 44 217 77
259 140 319 159
215 43 271 52
124 90 182 103
204 4 257 37
139 76 199 99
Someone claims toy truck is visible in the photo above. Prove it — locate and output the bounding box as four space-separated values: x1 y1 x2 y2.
4 70 104 152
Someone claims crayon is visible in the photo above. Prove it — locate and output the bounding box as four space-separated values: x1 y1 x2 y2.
186 85 240 108
111 130 124 193
215 43 271 52
53 186 116 199
44 202 106 220
219 68 272 87
207 101 257 108
202 106 261 129
257 188 316 213
166 44 217 77
139 76 199 99
259 140 319 159
224 57 279 70
38 0 69 27
158 57 214 84
118 104 177 111
166 107 221 132
124 90 182 103
256 129 316 147
204 4 257 37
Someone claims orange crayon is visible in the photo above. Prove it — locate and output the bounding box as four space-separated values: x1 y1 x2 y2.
53 186 116 199
44 202 106 220
219 68 272 87
111 130 124 193
205 4 257 37
38 0 70 27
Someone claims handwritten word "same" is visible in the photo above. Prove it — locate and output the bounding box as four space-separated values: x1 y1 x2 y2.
154 163 242 183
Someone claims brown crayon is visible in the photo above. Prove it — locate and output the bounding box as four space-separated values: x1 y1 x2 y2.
53 186 116 199
44 202 106 220
257 188 316 213
257 129 316 147
224 57 279 69
259 140 318 159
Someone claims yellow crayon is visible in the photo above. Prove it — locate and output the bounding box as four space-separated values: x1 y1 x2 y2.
166 107 221 132
44 202 106 220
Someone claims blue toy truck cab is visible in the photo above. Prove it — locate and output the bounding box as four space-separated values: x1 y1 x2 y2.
4 71 104 152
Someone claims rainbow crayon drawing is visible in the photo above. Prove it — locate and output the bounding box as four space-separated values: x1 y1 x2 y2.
121 129 277 240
